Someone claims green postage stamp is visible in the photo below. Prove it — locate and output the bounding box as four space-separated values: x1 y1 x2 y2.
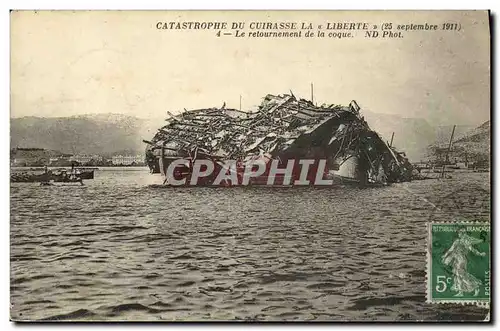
427 222 490 305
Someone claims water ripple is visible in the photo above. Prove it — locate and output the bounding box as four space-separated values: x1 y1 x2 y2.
10 168 490 321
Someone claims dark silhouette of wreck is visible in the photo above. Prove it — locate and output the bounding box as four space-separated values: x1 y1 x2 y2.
144 93 413 186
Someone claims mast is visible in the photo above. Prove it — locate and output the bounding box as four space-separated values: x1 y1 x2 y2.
389 132 395 147
310 83 314 104
446 125 456 163
441 124 456 178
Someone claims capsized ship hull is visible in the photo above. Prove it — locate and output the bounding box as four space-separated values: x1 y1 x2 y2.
145 94 413 186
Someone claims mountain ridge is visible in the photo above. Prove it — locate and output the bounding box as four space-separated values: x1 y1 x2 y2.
10 112 484 161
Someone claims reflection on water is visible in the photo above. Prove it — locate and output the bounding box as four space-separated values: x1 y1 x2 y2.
10 168 490 321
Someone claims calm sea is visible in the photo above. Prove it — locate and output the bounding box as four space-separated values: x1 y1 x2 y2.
10 168 490 321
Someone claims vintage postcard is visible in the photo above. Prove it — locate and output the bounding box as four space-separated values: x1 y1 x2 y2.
10 10 491 322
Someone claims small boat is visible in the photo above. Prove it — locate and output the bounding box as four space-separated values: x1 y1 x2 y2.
79 170 94 179
11 166 89 184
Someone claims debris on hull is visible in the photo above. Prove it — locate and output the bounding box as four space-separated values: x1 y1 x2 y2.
145 94 413 186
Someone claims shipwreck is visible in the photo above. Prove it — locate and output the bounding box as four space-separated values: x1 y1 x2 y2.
144 93 413 186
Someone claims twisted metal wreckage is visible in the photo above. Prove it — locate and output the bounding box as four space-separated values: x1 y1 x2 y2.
144 93 413 186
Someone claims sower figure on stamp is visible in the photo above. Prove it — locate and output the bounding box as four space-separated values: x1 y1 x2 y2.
442 228 486 297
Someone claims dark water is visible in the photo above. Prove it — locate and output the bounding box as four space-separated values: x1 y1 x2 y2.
10 168 490 321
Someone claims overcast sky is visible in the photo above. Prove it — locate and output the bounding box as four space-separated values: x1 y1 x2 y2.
11 10 490 125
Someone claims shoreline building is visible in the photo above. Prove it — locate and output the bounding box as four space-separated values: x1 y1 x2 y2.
69 154 103 165
111 154 145 166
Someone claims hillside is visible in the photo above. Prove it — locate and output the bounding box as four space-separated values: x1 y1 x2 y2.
427 120 490 164
11 112 485 162
361 110 475 162
453 120 490 156
10 114 159 155
10 147 66 162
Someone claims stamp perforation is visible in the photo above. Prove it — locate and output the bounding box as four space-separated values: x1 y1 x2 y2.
426 221 490 307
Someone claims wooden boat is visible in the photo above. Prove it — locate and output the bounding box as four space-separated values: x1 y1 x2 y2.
10 168 91 183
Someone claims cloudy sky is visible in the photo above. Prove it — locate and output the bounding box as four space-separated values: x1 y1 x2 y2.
11 10 490 125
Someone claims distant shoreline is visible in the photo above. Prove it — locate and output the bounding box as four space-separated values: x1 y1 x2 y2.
10 165 148 170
